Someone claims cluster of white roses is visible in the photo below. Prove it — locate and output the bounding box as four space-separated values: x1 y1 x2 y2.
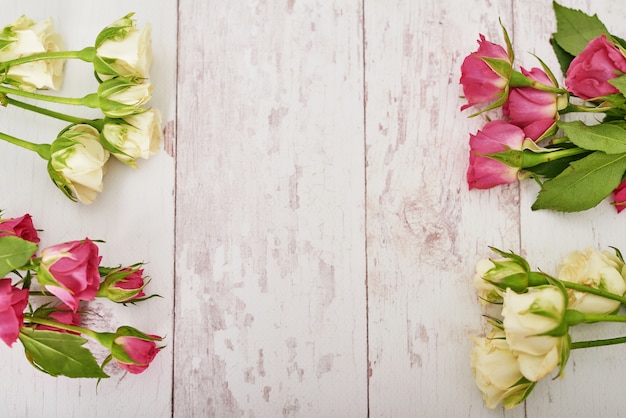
0 14 161 204
471 247 626 409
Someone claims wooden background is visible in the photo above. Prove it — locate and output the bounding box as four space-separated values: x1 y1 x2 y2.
1 0 625 417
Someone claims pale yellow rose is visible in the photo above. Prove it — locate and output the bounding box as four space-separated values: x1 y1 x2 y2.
470 329 534 409
101 109 162 167
558 248 626 314
502 286 564 381
97 77 152 118
0 16 65 90
48 124 110 204
94 13 152 80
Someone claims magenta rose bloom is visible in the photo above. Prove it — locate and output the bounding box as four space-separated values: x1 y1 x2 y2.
111 327 162 374
504 67 558 140
0 279 29 347
0 214 40 243
565 35 626 100
467 120 525 189
36 238 102 312
99 268 147 303
613 179 626 213
460 34 511 111
36 303 81 335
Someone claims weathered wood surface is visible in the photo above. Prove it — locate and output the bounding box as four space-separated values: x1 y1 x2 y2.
1 0 626 417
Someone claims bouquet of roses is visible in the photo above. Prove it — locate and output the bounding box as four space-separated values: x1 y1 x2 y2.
0 211 162 378
471 246 626 409
0 13 161 204
461 2 626 213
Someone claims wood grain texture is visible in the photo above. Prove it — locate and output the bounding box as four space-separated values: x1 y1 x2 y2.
174 1 367 416
0 1 176 417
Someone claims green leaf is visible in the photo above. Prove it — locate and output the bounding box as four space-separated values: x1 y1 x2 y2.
608 74 626 95
550 35 574 76
0 236 38 276
552 2 610 56
532 151 626 212
558 120 626 154
19 328 108 378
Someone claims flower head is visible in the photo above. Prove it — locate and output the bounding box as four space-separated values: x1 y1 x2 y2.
558 248 626 314
0 214 39 243
504 67 559 140
99 267 148 303
0 16 65 91
0 278 28 347
97 77 152 118
502 286 568 381
471 329 535 409
467 120 525 189
613 178 626 213
110 326 162 374
47 124 110 204
460 34 512 111
565 35 626 100
100 108 162 166
36 238 102 312
94 13 152 81
34 303 81 335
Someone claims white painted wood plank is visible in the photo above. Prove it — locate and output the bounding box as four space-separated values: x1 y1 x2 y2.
513 1 626 416
174 1 367 416
364 1 521 417
0 1 176 416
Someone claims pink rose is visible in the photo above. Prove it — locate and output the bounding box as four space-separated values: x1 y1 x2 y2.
36 303 81 335
0 278 29 347
467 120 525 189
565 35 626 100
0 214 40 243
504 67 558 140
460 34 511 111
100 268 147 303
36 238 102 312
613 179 626 213
111 327 162 374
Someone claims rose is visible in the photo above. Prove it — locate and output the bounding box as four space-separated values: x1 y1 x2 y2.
0 278 29 347
557 248 626 314
0 214 40 243
100 108 162 167
35 303 81 335
473 253 529 304
0 16 65 91
613 178 626 213
502 286 566 381
94 13 152 81
460 34 511 111
467 120 525 189
504 67 559 140
36 238 102 312
470 329 534 409
110 326 162 374
47 124 110 204
98 267 148 303
97 77 152 118
565 35 626 100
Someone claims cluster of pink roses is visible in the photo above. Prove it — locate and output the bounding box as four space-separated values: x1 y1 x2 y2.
461 12 626 213
0 213 161 377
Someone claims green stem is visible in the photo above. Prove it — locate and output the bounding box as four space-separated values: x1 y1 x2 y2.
560 104 608 114
528 271 626 306
25 316 99 340
509 70 567 94
6 97 103 129
520 147 589 168
0 47 95 71
571 336 626 349
0 131 50 159
0 85 99 108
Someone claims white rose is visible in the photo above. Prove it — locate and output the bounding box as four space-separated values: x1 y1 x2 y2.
502 287 564 381
48 124 110 204
101 108 162 166
470 329 534 409
0 16 65 90
558 248 626 314
473 258 501 304
97 77 152 118
95 14 152 80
